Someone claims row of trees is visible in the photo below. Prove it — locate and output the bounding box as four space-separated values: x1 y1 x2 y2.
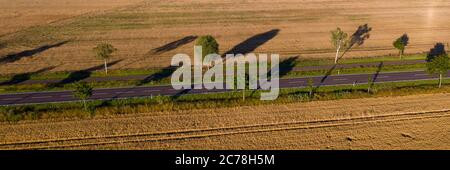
331 27 448 88
330 27 409 63
75 36 220 109
76 27 447 108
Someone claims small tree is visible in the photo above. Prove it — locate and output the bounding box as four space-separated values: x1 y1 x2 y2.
73 82 93 111
331 27 349 64
93 43 117 75
195 35 219 60
393 34 409 59
426 43 449 88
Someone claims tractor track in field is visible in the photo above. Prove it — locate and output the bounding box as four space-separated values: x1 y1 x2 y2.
1 109 450 150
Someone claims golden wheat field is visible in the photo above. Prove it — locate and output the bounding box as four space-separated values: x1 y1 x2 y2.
1 93 450 150
1 0 450 74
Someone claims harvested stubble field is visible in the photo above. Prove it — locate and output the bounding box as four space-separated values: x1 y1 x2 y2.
1 93 450 150
1 0 450 74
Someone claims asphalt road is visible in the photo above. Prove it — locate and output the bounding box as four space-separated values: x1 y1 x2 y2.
0 60 425 85
0 70 444 105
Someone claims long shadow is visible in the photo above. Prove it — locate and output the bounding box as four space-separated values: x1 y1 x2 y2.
368 61 384 92
313 24 372 92
0 66 55 86
279 56 298 78
136 66 177 86
0 41 69 64
150 36 198 55
171 88 192 100
337 24 372 62
223 29 280 56
50 59 123 87
426 43 447 62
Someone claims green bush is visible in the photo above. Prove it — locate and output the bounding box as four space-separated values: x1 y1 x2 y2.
195 35 219 59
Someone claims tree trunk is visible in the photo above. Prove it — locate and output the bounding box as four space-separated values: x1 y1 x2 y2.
83 99 87 111
243 88 245 101
335 41 341 64
400 50 403 60
439 73 442 88
104 59 108 75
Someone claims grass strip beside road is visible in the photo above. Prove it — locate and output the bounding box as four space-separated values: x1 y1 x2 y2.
1 78 449 122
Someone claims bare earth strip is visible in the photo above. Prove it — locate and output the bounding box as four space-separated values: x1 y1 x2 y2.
1 0 450 74
1 93 450 149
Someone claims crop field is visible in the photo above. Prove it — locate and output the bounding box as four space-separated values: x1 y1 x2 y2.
1 0 450 74
1 93 450 149
1 0 450 151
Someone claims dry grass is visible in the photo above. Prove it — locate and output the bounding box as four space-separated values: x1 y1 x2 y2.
1 93 450 149
1 0 450 74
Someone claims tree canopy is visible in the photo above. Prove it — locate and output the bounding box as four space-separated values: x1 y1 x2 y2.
393 34 409 58
93 43 117 60
195 35 219 59
426 43 449 88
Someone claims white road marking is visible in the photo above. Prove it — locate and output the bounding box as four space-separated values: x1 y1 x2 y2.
60 95 73 97
334 78 347 81
1 98 22 101
115 91 135 94
144 90 161 92
31 96 52 99
378 76 389 78
415 73 428 76
288 81 305 84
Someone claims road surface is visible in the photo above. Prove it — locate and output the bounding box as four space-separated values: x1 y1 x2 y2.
0 70 443 105
0 60 425 85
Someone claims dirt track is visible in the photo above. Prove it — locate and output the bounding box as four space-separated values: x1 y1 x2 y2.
1 109 449 150
2 93 450 150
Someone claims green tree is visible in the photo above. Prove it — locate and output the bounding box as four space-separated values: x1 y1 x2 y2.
330 27 349 64
426 43 449 88
393 34 409 59
93 43 117 75
195 35 219 60
73 82 93 111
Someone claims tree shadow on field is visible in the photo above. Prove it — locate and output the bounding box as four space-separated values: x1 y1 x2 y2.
0 66 55 86
426 43 447 62
0 41 69 64
50 59 123 87
337 24 372 61
136 65 178 86
223 29 280 56
312 24 372 93
279 56 298 78
149 35 198 55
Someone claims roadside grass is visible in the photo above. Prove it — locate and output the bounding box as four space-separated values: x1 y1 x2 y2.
0 63 426 94
1 78 449 122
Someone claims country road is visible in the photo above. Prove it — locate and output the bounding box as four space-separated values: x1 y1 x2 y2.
0 70 444 106
0 60 425 85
